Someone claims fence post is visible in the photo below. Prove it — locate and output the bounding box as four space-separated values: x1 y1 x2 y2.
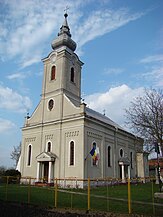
87 178 90 211
54 178 58 208
151 179 155 216
5 176 9 201
106 179 109 211
128 177 131 214
28 177 31 204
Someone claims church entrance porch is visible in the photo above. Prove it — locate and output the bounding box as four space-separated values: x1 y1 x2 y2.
36 152 56 184
119 157 130 183
43 162 49 182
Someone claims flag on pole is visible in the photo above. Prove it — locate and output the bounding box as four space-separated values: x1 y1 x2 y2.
90 147 96 159
89 146 100 165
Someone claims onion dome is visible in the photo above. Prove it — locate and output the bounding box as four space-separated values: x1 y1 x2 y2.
51 13 76 51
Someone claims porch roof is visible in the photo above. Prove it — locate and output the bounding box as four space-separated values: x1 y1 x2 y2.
119 157 130 166
36 152 57 162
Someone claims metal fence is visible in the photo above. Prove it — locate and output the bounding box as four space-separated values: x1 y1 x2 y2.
0 176 163 216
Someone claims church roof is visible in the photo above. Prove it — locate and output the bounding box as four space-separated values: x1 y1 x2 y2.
85 107 128 132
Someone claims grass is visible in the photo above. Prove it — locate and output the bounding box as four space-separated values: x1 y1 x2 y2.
0 182 163 216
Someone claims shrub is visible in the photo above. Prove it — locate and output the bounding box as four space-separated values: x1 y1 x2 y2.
0 166 6 176
3 169 21 184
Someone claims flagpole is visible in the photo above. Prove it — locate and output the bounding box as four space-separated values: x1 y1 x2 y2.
85 147 96 161
84 153 90 161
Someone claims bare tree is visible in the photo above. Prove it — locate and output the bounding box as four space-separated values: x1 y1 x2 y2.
0 166 6 175
10 142 21 167
125 88 163 153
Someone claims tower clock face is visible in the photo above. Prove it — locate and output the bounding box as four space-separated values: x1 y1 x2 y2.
48 99 54 111
71 56 76 65
50 53 57 63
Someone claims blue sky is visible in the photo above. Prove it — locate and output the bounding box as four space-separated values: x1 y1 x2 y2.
0 0 163 167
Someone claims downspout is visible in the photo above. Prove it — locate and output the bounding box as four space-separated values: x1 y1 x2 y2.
114 127 118 178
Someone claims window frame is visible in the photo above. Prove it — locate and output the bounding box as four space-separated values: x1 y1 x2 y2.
92 141 97 166
46 141 52 152
107 146 111 167
27 144 32 166
51 65 56 80
69 140 75 166
119 148 124 158
48 99 54 111
70 67 75 83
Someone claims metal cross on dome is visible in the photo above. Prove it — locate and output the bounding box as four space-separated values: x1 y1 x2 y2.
64 6 69 14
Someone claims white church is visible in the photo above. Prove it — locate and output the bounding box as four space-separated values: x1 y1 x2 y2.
20 13 149 186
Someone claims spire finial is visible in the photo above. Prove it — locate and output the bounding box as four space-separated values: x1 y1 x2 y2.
64 6 69 15
57 6 71 37
51 8 77 51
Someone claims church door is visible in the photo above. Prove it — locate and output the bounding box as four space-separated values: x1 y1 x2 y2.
119 165 122 179
124 165 128 178
44 162 49 182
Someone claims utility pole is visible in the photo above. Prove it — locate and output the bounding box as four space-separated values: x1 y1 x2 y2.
154 142 162 192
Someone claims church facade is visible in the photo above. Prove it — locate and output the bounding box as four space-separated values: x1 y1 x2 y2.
20 13 149 186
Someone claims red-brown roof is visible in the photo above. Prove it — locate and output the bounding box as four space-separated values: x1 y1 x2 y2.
149 158 163 168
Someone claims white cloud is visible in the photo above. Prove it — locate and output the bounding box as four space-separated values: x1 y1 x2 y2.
104 67 124 75
0 0 146 67
85 84 144 127
142 66 163 87
0 85 32 113
20 56 42 68
7 72 26 80
0 0 65 66
0 24 7 37
74 8 145 51
140 54 163 87
0 118 16 134
140 54 163 63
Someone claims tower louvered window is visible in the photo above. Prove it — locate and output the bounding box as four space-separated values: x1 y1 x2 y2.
71 67 74 82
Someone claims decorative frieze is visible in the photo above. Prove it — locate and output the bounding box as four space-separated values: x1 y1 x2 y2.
65 131 79 137
87 132 102 139
45 134 54 140
105 138 114 144
25 137 36 142
128 144 134 149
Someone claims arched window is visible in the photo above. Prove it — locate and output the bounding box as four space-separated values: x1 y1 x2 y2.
27 145 32 166
70 141 74 166
120 148 123 158
51 66 56 80
70 67 74 83
108 146 111 167
93 142 96 149
47 142 51 152
92 142 97 166
130 152 133 169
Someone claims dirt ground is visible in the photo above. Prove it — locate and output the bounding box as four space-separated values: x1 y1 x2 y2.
0 200 158 217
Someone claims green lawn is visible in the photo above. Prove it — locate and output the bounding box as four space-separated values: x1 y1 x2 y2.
0 182 162 216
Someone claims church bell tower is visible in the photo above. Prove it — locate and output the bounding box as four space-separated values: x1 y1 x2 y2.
41 13 83 113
